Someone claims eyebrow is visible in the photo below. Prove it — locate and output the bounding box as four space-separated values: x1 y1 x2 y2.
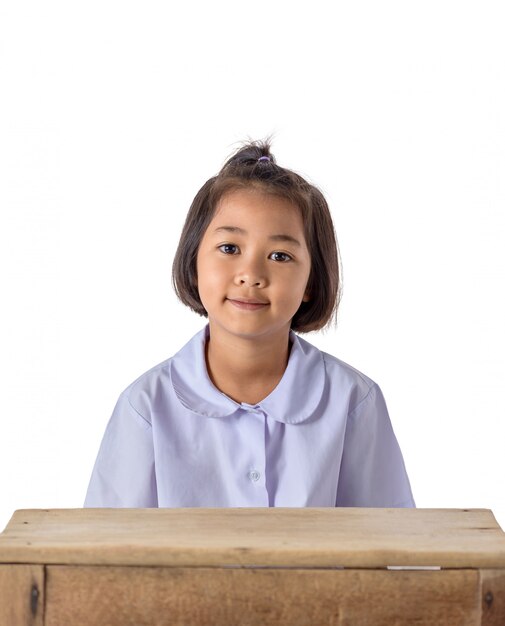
213 226 302 247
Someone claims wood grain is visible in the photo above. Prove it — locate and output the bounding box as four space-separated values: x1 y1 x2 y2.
0 565 44 626
45 565 480 626
1 508 505 568
480 569 505 625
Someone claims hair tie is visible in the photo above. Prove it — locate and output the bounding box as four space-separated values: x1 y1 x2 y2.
257 156 271 162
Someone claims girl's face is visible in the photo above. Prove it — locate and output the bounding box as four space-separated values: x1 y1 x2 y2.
196 187 311 343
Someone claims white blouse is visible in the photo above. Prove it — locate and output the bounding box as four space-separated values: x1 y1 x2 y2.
84 325 415 508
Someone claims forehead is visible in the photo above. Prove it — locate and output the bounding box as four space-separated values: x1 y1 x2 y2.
211 188 305 233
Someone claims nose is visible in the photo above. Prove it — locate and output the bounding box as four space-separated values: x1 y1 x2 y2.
233 257 268 288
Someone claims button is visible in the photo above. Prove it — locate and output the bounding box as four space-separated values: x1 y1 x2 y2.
248 470 261 482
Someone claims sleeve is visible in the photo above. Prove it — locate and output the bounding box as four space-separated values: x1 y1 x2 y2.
336 383 415 508
83 393 158 507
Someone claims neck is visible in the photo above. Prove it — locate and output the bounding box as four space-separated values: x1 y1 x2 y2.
204 324 292 405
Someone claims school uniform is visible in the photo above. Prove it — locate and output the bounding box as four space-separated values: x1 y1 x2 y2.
84 325 415 508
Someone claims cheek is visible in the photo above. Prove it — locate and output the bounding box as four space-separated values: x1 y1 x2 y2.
196 254 224 298
292 260 312 288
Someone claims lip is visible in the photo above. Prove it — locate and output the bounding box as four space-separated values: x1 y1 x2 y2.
227 298 269 311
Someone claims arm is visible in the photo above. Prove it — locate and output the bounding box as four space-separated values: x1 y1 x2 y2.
83 393 158 507
336 383 415 508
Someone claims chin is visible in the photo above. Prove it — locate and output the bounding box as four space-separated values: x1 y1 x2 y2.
223 321 290 340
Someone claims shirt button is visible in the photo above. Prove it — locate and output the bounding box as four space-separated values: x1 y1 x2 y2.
248 470 261 482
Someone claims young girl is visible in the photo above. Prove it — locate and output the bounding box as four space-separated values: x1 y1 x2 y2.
84 140 415 508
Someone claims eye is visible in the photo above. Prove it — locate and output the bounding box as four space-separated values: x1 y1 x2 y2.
218 243 240 255
269 251 292 263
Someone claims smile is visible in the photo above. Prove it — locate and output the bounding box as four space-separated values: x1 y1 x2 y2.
227 299 269 311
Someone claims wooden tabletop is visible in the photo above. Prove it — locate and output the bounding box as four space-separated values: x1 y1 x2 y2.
1 507 505 569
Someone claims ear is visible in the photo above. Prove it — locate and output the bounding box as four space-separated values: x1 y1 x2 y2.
302 290 310 303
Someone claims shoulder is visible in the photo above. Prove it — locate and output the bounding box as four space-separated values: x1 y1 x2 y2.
322 350 375 391
296 334 376 390
116 355 174 424
322 350 379 415
114 326 208 423
123 356 174 394
295 334 379 416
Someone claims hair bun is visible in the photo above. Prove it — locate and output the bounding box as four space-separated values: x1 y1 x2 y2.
223 139 276 169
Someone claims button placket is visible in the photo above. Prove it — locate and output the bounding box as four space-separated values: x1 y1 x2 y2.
239 405 267 501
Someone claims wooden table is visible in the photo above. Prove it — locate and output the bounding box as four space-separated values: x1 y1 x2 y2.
1 508 505 625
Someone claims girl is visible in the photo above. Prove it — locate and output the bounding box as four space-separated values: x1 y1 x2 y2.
84 140 415 508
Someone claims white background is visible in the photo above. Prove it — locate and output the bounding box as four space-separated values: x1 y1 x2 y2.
1 1 504 532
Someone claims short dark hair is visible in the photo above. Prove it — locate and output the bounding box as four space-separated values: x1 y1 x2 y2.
172 139 342 333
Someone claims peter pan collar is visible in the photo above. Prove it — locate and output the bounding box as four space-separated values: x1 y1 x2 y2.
170 325 325 425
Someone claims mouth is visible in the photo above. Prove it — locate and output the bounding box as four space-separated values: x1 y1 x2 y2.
227 298 269 311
